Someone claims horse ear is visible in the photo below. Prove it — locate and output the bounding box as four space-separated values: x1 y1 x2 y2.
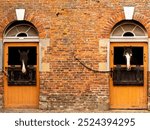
123 47 126 56
27 49 29 54
130 48 132 56
18 50 21 54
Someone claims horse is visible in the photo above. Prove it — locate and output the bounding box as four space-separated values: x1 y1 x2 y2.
18 49 29 73
123 47 132 71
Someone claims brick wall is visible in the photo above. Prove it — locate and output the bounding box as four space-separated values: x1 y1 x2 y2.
0 72 3 109
0 0 150 111
148 72 150 110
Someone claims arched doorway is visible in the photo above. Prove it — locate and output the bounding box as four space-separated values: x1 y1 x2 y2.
3 21 39 108
110 20 148 109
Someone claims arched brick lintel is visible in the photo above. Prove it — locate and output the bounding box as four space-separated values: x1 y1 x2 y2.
101 12 150 38
0 9 47 39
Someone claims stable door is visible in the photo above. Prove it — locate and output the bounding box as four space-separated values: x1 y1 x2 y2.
110 42 147 109
4 43 39 108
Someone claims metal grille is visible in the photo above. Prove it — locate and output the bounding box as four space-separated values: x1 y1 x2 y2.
8 66 36 86
113 66 144 86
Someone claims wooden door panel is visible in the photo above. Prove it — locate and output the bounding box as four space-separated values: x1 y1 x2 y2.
4 43 39 108
110 43 147 109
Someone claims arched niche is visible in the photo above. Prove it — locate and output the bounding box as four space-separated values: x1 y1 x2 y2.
3 21 40 108
110 20 148 42
100 20 148 71
3 20 39 42
0 21 39 70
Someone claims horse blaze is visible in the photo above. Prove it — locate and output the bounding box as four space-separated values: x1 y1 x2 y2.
4 43 39 108
18 49 29 73
110 42 147 109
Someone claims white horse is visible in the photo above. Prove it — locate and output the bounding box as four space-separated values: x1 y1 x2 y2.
123 48 132 71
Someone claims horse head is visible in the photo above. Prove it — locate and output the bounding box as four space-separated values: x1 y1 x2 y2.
18 49 29 73
123 47 132 71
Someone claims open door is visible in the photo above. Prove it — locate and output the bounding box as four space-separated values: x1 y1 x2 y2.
4 42 39 108
110 42 147 109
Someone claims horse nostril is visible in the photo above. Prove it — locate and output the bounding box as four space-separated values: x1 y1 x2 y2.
127 68 131 71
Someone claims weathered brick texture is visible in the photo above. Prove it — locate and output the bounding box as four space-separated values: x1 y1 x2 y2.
0 0 150 111
0 72 3 109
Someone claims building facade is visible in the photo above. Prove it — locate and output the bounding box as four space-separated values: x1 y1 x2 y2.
0 0 150 112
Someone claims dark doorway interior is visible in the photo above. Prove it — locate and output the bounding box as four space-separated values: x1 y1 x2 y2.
8 47 37 65
7 46 37 86
114 47 143 65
